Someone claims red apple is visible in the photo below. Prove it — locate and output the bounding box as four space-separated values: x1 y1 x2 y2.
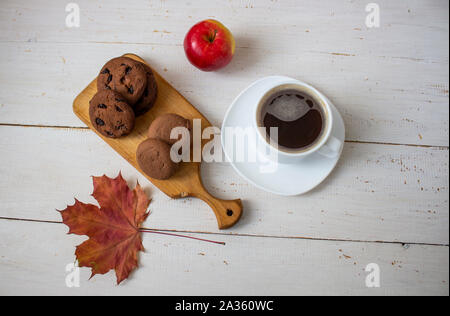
184 19 235 72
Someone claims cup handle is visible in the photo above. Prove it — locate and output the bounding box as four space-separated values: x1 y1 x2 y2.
317 136 343 158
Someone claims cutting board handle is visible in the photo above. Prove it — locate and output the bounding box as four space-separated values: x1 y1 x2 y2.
194 191 243 229
188 171 243 229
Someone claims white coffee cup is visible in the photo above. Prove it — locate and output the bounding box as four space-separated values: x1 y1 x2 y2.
252 76 343 164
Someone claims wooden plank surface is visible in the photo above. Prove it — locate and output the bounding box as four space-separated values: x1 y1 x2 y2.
0 0 448 146
0 0 448 295
0 220 448 296
0 125 447 245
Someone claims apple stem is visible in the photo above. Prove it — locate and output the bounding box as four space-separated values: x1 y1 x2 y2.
208 29 218 43
139 229 226 245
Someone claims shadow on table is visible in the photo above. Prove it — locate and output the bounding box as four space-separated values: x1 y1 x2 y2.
216 35 262 75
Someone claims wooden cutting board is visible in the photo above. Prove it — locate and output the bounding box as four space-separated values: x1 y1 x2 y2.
73 54 243 229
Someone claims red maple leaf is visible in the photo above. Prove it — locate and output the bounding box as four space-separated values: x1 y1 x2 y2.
59 173 150 284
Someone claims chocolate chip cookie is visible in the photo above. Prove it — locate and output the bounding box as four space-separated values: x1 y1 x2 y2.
148 113 191 145
133 64 158 116
136 138 179 180
89 90 135 138
97 57 147 105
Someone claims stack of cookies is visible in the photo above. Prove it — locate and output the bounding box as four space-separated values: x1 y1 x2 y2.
137 113 191 180
89 56 158 138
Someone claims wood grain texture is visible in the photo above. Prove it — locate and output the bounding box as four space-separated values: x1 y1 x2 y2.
0 0 448 295
73 54 242 229
1 0 448 60
0 126 447 245
0 0 448 146
0 220 448 296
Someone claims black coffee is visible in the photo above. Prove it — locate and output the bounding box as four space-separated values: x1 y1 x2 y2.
260 89 324 151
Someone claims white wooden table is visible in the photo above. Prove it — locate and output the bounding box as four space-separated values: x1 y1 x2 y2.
0 0 448 296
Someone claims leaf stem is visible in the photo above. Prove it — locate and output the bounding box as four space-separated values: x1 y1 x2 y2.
139 229 226 245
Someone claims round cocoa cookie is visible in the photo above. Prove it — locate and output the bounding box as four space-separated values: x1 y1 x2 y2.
133 65 158 116
136 138 179 180
89 90 135 138
147 113 192 145
97 57 147 105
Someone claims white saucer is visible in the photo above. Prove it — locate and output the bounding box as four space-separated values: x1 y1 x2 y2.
221 76 345 196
